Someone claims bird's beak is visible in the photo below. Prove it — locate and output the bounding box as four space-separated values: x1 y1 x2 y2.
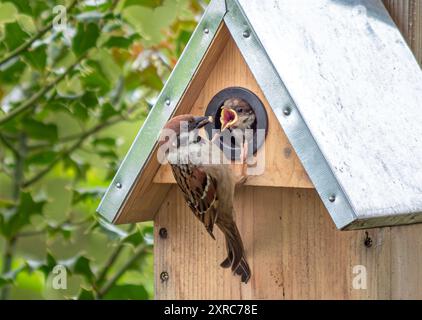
193 116 213 129
220 107 238 132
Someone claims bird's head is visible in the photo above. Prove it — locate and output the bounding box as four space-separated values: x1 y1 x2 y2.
220 98 256 131
160 114 213 147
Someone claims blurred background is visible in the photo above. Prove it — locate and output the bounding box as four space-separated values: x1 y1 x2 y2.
0 0 207 299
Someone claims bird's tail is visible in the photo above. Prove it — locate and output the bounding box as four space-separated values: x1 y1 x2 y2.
217 219 251 284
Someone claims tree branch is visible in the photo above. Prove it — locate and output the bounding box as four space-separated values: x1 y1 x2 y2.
95 225 136 287
0 54 86 126
0 0 79 67
0 237 17 300
22 116 123 188
0 134 19 157
1 134 27 300
97 244 149 299
95 246 125 287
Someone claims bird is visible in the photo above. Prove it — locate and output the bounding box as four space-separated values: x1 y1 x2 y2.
220 98 256 132
220 98 257 173
159 114 251 283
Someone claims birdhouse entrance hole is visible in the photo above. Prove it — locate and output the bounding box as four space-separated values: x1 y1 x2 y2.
204 87 268 160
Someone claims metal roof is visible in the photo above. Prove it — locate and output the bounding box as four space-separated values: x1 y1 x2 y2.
98 0 422 230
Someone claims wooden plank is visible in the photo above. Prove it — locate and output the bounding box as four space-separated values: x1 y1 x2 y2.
153 34 313 189
383 0 422 65
114 24 231 224
383 0 422 300
154 186 406 299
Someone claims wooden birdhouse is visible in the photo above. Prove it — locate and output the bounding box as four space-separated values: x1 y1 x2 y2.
98 0 422 299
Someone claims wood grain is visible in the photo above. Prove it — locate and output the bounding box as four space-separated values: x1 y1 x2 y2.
154 186 422 299
153 33 313 189
383 0 422 65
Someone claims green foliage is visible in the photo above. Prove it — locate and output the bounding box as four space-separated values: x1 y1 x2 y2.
0 0 205 300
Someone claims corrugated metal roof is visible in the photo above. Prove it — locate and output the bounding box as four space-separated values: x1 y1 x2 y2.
98 0 422 230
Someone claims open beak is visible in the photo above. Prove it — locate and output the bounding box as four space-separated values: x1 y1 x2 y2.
220 107 238 131
193 116 213 129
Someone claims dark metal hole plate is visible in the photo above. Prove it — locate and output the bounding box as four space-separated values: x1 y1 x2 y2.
204 87 268 161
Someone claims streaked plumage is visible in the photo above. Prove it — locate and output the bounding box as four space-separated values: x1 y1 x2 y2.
160 114 251 283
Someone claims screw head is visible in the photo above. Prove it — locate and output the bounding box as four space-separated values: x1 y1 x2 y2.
329 194 336 202
364 232 373 248
165 99 171 106
116 182 122 189
159 227 168 239
160 271 169 282
243 30 250 38
283 107 292 116
204 28 209 34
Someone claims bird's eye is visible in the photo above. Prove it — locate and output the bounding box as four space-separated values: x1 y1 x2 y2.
237 108 243 113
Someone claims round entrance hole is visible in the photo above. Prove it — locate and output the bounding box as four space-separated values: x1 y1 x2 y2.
204 87 268 161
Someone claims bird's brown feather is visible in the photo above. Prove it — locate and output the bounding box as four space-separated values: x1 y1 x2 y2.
171 165 218 238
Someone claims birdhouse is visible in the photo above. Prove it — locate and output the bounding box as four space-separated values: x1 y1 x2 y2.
98 0 422 299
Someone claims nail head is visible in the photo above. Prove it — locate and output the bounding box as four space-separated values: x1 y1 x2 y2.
243 30 250 38
159 227 168 239
329 195 336 202
116 182 122 189
160 271 169 282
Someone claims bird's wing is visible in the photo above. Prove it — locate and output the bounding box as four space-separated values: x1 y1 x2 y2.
171 165 218 238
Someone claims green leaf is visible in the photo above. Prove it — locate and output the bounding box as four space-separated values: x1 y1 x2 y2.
16 13 36 34
72 188 103 205
0 192 46 238
142 225 154 245
57 75 84 98
63 155 90 180
139 65 163 91
103 284 148 300
72 256 95 282
0 2 18 23
0 59 26 83
47 222 73 241
81 60 111 94
3 0 32 15
69 101 89 121
38 251 58 278
123 0 163 9
95 218 128 240
3 22 30 51
78 287 96 300
81 91 98 108
27 151 57 166
100 103 119 121
104 35 139 49
93 137 116 147
72 22 100 56
21 118 58 142
0 276 12 288
22 44 47 70
122 230 144 248
98 150 118 160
